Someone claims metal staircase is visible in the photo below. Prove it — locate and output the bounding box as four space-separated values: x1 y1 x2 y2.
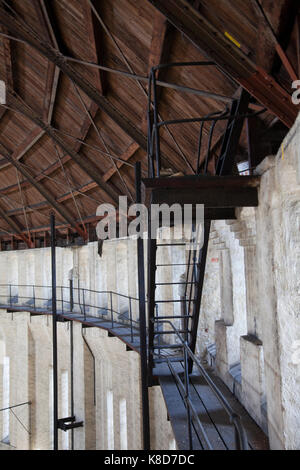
147 221 211 379
135 62 261 449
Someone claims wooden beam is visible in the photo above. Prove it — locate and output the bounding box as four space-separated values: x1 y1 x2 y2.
0 200 32 247
3 142 139 212
0 102 99 195
84 0 106 94
0 127 45 170
0 5 148 148
103 142 139 182
0 22 16 91
252 0 299 76
0 147 87 240
32 0 61 123
141 11 173 132
6 91 120 204
146 0 299 128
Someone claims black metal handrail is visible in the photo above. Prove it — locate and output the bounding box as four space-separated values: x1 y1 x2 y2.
0 284 140 343
154 319 249 450
147 61 266 178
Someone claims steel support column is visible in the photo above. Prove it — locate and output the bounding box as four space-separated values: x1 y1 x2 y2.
50 212 58 450
135 162 151 450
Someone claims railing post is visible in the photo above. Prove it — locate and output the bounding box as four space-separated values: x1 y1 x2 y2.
83 289 86 321
69 279 73 312
129 297 133 343
110 292 113 328
61 287 64 314
183 342 193 450
33 285 36 311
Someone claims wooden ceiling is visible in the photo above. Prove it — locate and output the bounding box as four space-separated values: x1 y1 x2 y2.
0 0 298 248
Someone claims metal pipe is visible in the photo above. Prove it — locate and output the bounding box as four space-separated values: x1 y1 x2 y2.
50 212 58 451
135 162 151 450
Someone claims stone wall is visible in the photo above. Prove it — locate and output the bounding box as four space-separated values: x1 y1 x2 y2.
195 114 300 450
0 310 174 450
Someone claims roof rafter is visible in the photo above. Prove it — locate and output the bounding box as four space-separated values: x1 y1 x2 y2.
0 126 45 170
0 144 87 240
146 0 299 128
5 91 121 205
84 0 106 95
251 0 299 78
0 4 181 171
32 0 61 123
0 199 32 247
141 10 173 133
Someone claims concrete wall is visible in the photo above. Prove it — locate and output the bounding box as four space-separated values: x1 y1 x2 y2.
0 310 174 450
195 114 300 450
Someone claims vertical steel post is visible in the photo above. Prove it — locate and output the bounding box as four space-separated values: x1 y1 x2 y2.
184 343 193 450
69 279 74 312
135 162 150 450
70 321 74 450
50 212 58 451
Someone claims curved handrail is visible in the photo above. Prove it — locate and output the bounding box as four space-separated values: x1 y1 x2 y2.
0 283 141 344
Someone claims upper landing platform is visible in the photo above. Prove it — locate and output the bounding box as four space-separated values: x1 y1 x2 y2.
142 175 260 214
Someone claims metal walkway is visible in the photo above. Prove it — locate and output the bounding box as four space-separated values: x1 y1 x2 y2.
0 283 268 451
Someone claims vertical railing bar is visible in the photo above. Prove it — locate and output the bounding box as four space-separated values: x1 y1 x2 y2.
184 343 193 450
152 68 161 177
83 289 86 321
110 291 113 328
129 297 133 343
61 286 64 314
33 285 36 311
70 279 73 312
